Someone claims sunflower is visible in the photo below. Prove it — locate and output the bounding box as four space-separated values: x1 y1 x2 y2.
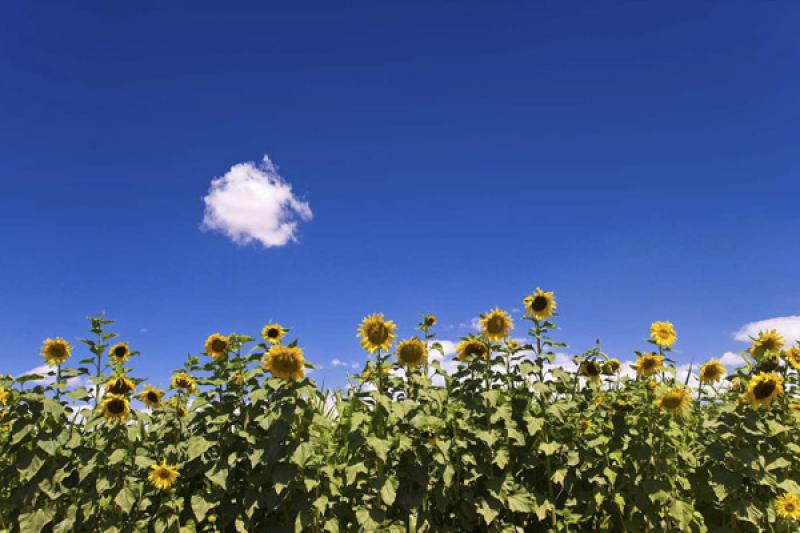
455 339 490 361
577 418 592 435
776 494 800 521
523 288 557 321
261 323 286 345
789 402 800 411
166 398 188 418
422 314 437 328
698 359 726 385
656 387 692 415
650 322 677 348
148 459 180 491
481 308 514 341
231 370 245 386
745 373 784 408
646 380 658 392
170 373 198 394
108 342 131 364
204 333 229 360
40 338 71 366
786 346 800 370
635 353 664 377
752 329 785 353
396 338 428 369
362 363 390 380
602 358 621 375
0 387 10 406
138 386 163 409
357 314 397 353
579 361 602 383
262 345 305 381
757 355 781 373
101 394 131 423
105 375 136 395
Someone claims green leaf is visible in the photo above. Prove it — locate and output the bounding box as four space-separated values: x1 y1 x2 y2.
206 468 227 490
109 449 127 465
187 436 213 461
114 486 137 513
19 507 57 533
507 491 535 513
191 494 214 522
538 442 560 456
477 499 499 525
379 477 398 506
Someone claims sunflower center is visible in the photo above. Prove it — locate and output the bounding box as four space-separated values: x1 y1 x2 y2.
113 346 127 357
399 344 424 364
147 392 159 403
661 394 682 409
267 328 279 338
585 362 600 376
531 296 548 312
49 344 66 358
467 343 487 358
753 380 776 400
211 339 227 352
487 316 505 334
158 469 171 479
107 399 126 415
642 358 656 370
367 323 389 345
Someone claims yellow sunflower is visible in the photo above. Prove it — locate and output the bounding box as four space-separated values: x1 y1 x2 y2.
0 387 10 406
776 494 800 521
170 373 198 394
138 385 163 409
646 380 658 392
785 346 800 370
148 459 180 491
231 370 245 386
579 361 602 383
105 375 136 395
577 418 592 435
362 363 391 380
204 333 229 360
635 353 664 377
602 358 621 375
357 314 397 353
745 372 784 408
698 359 726 385
101 394 131 423
523 288 557 321
262 345 305 381
752 329 785 353
108 342 131 364
166 398 188 418
396 338 428 369
656 387 692 415
789 402 800 411
650 322 677 348
481 308 514 341
423 314 437 328
40 338 71 366
455 339 490 361
261 323 286 345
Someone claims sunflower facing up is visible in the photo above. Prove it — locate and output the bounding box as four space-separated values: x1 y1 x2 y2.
656 387 692 415
752 329 785 353
148 459 180 491
108 342 131 364
204 333 229 360
523 288 557 321
698 359 726 385
786 345 800 370
745 372 784 409
101 394 131 423
170 373 198 395
41 338 71 366
455 338 490 362
261 323 286 345
635 353 664 377
579 361 602 383
776 494 800 521
105 375 136 395
357 313 397 353
396 338 428 369
602 358 622 376
138 385 163 409
481 308 514 341
262 344 305 381
650 322 677 348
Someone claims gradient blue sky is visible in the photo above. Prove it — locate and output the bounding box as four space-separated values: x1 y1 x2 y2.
2 1 799 388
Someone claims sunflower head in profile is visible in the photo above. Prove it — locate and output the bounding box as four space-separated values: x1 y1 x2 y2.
101 394 131 423
170 373 198 395
523 288 557 321
108 342 131 364
105 375 136 396
635 353 664 377
785 346 800 370
262 345 305 381
357 314 397 353
757 354 781 373
148 459 180 491
649 322 677 348
776 494 800 521
422 314 437 328
138 385 163 409
698 360 726 385
602 358 622 376
455 338 490 362
261 323 286 345
656 387 692 415
204 333 229 360
396 338 428 369
0 387 10 406
166 398 188 418
41 338 71 366
745 372 784 409
579 361 602 383
751 329 785 354
481 308 514 341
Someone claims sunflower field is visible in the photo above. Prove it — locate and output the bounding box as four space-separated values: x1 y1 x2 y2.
1 289 799 532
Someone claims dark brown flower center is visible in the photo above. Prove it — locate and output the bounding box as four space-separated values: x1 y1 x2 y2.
158 469 171 479
367 323 389 345
661 394 682 409
147 392 159 403
487 316 505 334
642 358 657 370
584 362 601 376
109 379 133 394
753 379 776 400
50 344 66 358
399 343 424 363
107 399 126 415
531 296 548 312
113 346 127 357
211 339 227 352
467 342 487 358
267 328 280 338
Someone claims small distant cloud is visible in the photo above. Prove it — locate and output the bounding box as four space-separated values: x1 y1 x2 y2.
331 359 360 369
201 154 312 248
734 316 800 345
719 351 745 367
458 317 482 330
139 328 149 334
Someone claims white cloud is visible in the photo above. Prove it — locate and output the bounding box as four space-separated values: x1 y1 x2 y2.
331 359 360 369
734 316 800 345
17 365 91 390
719 351 745 367
201 154 312 248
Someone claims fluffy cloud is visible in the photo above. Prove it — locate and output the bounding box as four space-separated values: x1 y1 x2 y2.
734 316 800 345
201 155 312 248
718 351 745 367
331 359 360 369
17 365 91 390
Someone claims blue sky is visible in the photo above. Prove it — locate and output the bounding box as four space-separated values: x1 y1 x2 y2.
1 1 799 388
